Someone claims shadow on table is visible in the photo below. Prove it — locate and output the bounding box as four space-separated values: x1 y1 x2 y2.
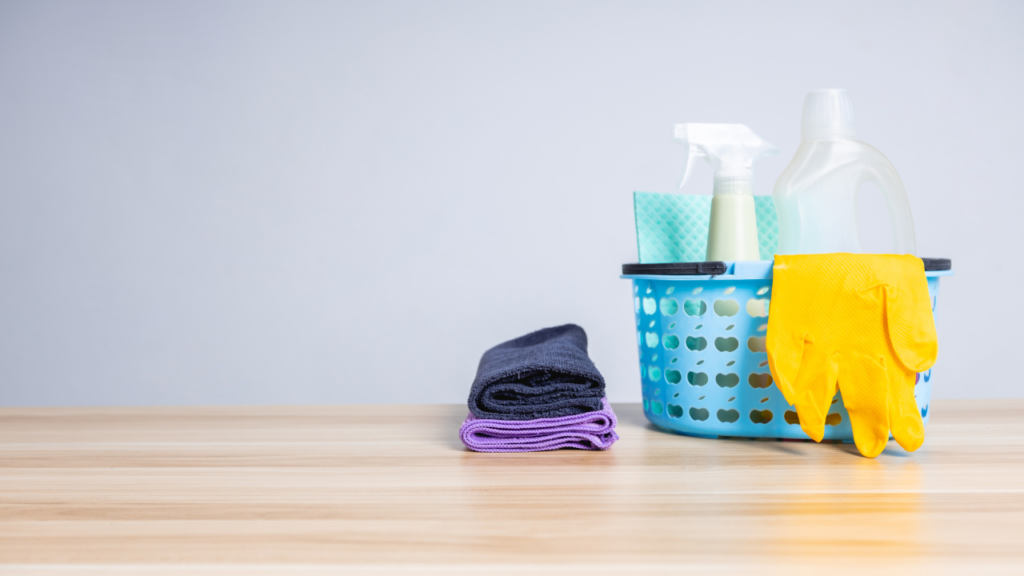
616 402 917 459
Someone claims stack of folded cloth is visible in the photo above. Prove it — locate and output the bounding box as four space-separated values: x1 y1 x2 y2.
460 324 618 453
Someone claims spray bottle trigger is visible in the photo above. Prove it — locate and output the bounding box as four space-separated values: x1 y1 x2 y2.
672 124 702 189
679 149 697 188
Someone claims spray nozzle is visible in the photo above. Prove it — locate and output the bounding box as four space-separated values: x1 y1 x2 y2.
673 123 778 195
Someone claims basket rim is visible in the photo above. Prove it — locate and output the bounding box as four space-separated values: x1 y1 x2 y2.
621 258 953 281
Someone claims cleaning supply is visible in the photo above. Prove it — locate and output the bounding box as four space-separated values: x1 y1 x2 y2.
460 398 619 453
467 324 605 421
673 123 777 261
632 192 779 263
766 254 938 457
773 89 917 255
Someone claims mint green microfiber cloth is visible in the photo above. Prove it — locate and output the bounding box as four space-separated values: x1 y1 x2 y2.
633 192 779 263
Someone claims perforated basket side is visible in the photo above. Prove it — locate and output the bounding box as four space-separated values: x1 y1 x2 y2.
627 272 940 441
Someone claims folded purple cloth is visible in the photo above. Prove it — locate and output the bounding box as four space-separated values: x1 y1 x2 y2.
460 398 619 453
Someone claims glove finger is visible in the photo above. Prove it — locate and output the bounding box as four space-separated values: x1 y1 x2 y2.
839 352 890 458
767 330 805 408
883 257 939 372
766 317 808 407
888 363 925 452
791 341 838 443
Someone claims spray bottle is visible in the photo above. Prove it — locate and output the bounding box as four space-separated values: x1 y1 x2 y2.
673 123 778 261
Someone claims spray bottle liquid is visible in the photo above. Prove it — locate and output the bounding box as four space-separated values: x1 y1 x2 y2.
773 89 917 255
673 123 777 261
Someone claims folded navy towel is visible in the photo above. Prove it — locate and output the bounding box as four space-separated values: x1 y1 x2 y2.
467 324 606 421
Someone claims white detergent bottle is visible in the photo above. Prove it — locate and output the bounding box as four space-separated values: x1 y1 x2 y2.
773 89 917 255
673 124 778 261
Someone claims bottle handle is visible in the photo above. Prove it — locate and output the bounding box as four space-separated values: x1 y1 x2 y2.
859 149 917 255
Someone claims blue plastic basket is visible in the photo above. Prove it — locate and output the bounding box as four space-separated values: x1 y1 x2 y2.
622 261 950 441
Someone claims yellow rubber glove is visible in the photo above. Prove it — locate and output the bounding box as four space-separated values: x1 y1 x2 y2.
766 254 938 457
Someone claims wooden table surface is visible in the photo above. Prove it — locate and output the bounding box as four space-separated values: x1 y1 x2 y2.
1 401 1023 575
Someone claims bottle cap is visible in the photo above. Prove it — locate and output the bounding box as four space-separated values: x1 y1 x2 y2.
801 89 856 141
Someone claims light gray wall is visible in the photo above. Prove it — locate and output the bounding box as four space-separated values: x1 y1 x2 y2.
1 0 1021 406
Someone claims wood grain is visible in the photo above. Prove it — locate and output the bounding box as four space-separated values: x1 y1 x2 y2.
1 401 1023 575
